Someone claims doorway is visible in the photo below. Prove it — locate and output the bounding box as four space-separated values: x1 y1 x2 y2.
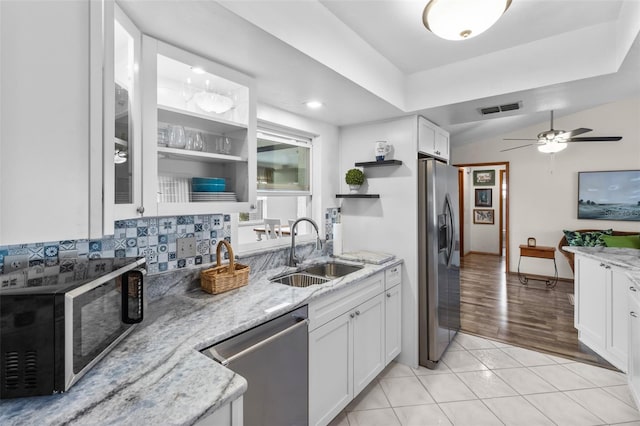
455 161 509 272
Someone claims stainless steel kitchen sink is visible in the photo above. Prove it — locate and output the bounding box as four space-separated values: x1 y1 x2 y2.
270 273 330 288
299 262 363 279
270 262 363 287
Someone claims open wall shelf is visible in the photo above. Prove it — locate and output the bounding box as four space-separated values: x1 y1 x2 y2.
354 160 402 167
335 194 380 199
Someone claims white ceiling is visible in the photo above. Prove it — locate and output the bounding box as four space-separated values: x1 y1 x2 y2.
118 0 640 147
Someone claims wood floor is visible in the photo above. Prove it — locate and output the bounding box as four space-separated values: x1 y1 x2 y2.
459 253 615 369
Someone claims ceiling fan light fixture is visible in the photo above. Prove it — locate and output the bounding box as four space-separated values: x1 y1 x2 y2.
538 142 567 154
423 0 512 41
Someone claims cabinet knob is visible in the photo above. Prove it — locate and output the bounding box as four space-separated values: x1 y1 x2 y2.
599 263 605 267
350 313 355 318
355 310 360 316
137 206 145 214
631 312 638 318
604 265 611 269
631 286 638 292
387 292 391 298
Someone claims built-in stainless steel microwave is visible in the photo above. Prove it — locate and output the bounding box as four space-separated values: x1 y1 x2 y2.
0 257 146 399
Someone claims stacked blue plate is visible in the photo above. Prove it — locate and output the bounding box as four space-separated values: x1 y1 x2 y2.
192 177 226 192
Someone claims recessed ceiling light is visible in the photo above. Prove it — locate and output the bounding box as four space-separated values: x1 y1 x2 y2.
191 66 206 75
305 101 323 109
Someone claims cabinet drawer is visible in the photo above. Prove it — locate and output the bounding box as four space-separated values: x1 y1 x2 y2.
309 273 384 331
385 265 401 289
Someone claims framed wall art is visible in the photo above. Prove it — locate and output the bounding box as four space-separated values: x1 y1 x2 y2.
473 209 494 225
578 170 640 221
473 169 495 186
475 188 492 207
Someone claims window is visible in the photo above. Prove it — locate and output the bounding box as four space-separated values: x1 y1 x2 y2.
238 126 314 249
257 131 311 192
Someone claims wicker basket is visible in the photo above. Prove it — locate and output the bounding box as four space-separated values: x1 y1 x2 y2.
200 240 250 294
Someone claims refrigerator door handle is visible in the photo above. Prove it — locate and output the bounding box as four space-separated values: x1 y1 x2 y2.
444 194 455 268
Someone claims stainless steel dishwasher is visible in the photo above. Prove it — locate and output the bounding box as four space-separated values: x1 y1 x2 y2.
202 305 308 426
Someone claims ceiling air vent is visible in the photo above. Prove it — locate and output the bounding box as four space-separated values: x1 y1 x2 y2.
479 101 522 116
480 106 500 115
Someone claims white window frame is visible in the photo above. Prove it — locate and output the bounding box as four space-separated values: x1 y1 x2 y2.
236 122 317 254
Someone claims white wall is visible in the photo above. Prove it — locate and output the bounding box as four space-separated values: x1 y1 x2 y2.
453 97 640 279
339 115 419 367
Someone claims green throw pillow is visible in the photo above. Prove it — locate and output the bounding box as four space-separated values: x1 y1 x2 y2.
601 234 640 249
563 229 613 247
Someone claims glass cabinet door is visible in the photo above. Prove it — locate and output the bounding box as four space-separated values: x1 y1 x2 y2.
107 5 142 222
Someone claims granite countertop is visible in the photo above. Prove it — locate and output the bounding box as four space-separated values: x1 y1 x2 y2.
0 255 402 425
563 246 640 286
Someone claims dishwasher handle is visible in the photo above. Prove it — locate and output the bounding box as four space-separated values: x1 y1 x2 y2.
213 319 309 367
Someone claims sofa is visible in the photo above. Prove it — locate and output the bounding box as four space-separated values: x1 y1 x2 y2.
558 229 639 273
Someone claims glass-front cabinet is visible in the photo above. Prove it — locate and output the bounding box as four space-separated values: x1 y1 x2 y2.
110 5 142 220
141 36 256 216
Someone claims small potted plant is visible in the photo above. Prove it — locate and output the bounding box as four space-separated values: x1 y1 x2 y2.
345 168 365 192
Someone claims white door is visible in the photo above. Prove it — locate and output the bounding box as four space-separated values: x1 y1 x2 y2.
629 286 640 407
353 294 385 395
575 257 607 351
309 313 352 426
385 284 402 363
608 268 630 370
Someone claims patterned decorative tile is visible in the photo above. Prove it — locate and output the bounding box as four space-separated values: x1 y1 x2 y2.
194 224 204 232
211 214 224 229
158 217 177 234
59 240 76 250
89 241 102 252
137 227 148 237
28 247 44 260
114 239 127 249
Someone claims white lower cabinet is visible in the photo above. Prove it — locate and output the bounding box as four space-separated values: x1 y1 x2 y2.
385 284 402 364
194 397 243 426
309 310 353 426
574 255 628 371
309 267 402 426
352 294 385 395
629 283 640 408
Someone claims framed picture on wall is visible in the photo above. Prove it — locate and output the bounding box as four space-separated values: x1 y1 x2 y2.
475 188 492 207
578 170 640 221
473 209 495 224
473 170 495 186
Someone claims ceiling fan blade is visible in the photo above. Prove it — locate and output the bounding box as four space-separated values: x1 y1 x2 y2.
500 143 536 152
503 138 537 141
558 128 592 138
566 136 622 142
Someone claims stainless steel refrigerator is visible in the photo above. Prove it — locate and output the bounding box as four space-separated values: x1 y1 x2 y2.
418 157 461 369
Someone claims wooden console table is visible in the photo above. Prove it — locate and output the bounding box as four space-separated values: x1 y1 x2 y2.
518 245 558 288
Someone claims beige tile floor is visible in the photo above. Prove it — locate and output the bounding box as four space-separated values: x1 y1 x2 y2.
328 333 640 426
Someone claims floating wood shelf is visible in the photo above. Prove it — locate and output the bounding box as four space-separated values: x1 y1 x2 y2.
354 160 403 167
335 194 380 199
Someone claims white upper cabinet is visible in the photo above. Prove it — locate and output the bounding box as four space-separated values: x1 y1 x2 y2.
140 37 257 217
0 0 93 245
101 3 144 234
418 116 449 162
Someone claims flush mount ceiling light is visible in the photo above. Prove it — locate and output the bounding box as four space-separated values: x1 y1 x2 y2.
305 100 323 109
423 0 512 41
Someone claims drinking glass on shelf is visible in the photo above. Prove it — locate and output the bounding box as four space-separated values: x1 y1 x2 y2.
217 136 231 154
168 125 186 149
185 131 195 150
194 132 204 151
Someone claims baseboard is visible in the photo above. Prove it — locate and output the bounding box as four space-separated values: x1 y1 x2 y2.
466 250 501 256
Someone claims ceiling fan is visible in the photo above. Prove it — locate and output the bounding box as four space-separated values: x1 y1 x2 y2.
501 111 622 153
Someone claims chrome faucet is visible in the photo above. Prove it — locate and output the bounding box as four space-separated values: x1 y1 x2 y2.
289 217 323 267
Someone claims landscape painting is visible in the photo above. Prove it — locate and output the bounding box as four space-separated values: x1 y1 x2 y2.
578 170 640 221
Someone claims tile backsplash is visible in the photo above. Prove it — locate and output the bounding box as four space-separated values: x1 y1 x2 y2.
0 214 231 277
325 207 341 240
